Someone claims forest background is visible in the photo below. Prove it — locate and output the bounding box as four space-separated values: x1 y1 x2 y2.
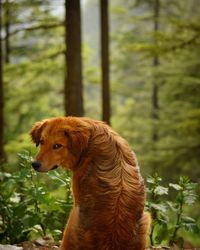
0 0 200 248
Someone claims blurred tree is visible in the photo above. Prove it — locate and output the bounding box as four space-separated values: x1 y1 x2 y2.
0 0 6 163
158 11 200 180
151 0 160 143
100 0 110 124
64 0 83 116
111 0 200 181
4 0 10 63
0 0 199 182
3 0 65 161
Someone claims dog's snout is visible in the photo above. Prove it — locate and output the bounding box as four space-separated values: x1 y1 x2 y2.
32 160 42 171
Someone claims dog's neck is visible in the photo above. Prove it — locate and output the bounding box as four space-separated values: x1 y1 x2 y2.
71 125 145 222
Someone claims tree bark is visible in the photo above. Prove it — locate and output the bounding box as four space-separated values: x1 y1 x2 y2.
5 0 10 63
100 0 110 125
0 0 6 163
64 0 83 116
152 0 160 141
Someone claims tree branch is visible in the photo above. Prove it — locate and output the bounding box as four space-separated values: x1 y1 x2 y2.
1 22 64 41
169 33 200 51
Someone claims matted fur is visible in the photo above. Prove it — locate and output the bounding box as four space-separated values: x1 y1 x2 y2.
30 117 150 250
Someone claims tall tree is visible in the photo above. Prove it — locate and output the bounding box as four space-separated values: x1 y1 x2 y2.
64 0 83 116
100 0 110 124
151 0 160 142
3 0 64 160
0 0 6 163
5 0 10 63
150 0 160 174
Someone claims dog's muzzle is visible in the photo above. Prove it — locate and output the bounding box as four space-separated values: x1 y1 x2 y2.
32 160 42 171
51 165 58 170
32 160 58 172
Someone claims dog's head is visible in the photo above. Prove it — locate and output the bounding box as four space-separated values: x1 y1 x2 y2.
30 117 91 172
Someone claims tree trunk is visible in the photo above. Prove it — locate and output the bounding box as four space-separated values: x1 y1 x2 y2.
152 0 160 141
0 0 6 163
5 0 10 63
100 0 110 125
64 0 83 116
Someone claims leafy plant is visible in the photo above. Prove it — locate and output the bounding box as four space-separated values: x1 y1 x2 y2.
168 176 198 247
0 151 72 244
0 154 199 247
146 174 169 245
146 174 199 247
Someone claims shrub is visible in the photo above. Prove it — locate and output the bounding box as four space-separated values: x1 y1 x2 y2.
0 151 72 244
146 174 200 248
0 152 199 247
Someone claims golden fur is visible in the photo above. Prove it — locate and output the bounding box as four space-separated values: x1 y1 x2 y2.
30 117 150 250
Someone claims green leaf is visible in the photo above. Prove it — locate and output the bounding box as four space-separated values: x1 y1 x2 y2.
147 174 162 185
47 170 68 186
166 201 178 212
150 203 168 213
169 183 182 191
181 216 196 223
154 186 168 196
184 194 197 204
155 224 169 244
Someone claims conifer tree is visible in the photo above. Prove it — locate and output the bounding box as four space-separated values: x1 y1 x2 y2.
100 0 110 124
0 0 6 163
64 0 83 116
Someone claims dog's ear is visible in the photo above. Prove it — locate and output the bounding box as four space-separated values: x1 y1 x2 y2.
30 121 47 146
64 126 90 156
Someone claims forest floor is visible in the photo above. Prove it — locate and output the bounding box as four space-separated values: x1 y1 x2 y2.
0 236 199 250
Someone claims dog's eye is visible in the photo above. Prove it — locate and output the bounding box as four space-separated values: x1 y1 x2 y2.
53 144 62 150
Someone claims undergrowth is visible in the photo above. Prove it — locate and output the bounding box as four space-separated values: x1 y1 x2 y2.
0 151 199 247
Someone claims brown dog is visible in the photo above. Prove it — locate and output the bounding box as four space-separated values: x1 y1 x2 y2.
30 117 150 250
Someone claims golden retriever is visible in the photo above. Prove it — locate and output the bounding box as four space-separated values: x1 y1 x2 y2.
30 117 150 250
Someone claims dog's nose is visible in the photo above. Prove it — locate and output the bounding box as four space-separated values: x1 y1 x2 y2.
32 160 42 171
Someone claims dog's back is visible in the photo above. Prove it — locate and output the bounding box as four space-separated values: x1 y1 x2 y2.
60 118 150 250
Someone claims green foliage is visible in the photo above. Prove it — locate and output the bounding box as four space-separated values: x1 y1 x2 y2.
146 174 169 245
3 0 64 162
1 153 199 247
146 174 200 247
2 0 200 184
111 0 200 182
168 177 198 246
1 0 200 246
0 151 72 244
